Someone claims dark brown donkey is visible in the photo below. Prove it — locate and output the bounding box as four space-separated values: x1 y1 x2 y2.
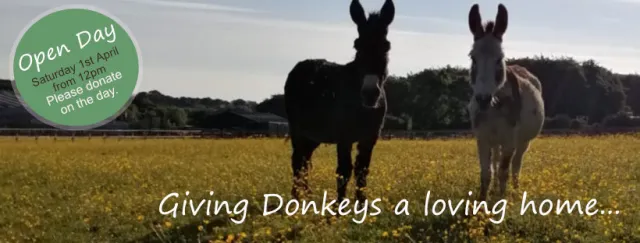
284 0 395 203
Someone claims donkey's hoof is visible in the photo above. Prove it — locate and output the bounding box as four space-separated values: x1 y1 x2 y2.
291 187 300 199
337 193 347 204
355 189 367 203
291 185 311 199
498 190 507 199
477 193 487 202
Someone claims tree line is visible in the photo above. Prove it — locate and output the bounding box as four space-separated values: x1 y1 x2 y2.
2 55 639 130
116 56 640 130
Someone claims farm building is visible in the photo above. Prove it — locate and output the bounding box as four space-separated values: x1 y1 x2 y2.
207 110 288 135
0 80 45 128
0 79 129 129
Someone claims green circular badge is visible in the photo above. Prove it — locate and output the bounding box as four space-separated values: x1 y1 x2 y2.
10 5 142 130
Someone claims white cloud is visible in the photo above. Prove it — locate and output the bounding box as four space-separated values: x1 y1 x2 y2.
2 0 640 101
130 11 640 100
117 0 264 13
614 0 640 3
396 14 464 27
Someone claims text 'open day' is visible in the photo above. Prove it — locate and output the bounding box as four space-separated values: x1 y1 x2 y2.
18 24 117 73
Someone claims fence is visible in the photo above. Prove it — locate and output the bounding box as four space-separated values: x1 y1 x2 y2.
0 127 639 140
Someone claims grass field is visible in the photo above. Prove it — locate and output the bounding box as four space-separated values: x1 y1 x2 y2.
0 135 638 242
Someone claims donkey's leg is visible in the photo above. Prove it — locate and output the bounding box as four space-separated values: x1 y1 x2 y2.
498 138 516 197
491 145 501 192
291 136 320 199
477 138 492 201
336 142 353 202
354 139 377 202
511 140 531 190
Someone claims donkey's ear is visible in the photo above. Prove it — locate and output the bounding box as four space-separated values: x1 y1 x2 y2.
468 4 484 39
380 0 395 26
350 0 367 26
493 4 508 40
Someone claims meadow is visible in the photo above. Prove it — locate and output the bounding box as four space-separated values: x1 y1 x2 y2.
0 134 638 243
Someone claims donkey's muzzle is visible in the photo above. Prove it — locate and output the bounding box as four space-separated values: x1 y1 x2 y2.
475 94 492 110
361 88 381 108
361 75 381 108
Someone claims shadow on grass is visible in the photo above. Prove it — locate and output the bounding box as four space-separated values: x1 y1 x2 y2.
403 215 496 243
131 196 565 242
130 215 228 243
128 202 305 243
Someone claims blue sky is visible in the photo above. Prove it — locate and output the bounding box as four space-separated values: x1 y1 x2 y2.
2 0 640 101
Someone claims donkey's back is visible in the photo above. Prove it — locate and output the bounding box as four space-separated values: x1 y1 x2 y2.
509 64 542 93
284 59 344 98
284 59 354 143
507 65 545 141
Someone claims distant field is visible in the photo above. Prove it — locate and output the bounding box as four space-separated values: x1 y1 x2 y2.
0 135 638 242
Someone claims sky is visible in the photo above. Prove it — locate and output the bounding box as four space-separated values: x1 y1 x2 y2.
1 0 640 102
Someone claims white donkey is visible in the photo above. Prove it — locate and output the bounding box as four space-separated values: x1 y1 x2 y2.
466 3 545 201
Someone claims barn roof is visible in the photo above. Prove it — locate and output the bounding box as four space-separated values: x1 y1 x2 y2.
0 79 12 90
0 79 20 109
236 112 287 123
217 110 287 123
0 90 21 109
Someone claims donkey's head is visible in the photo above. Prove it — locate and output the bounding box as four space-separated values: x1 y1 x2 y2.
350 0 395 108
467 4 508 110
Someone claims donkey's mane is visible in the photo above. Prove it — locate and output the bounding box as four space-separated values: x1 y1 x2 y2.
366 11 382 23
483 21 495 33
